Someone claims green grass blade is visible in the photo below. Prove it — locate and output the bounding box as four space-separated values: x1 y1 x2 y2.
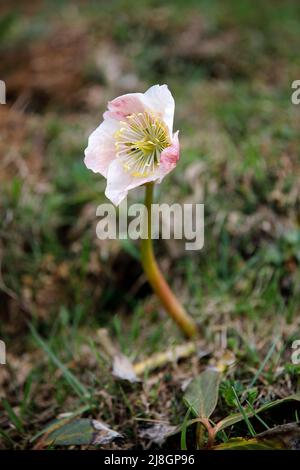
29 324 90 401
180 407 191 450
249 338 278 389
2 398 24 433
231 386 256 437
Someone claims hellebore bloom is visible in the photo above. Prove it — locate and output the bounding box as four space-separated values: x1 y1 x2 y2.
84 85 179 205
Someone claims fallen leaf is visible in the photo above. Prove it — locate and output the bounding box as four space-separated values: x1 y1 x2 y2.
97 329 139 383
139 423 179 446
112 354 140 383
256 423 300 450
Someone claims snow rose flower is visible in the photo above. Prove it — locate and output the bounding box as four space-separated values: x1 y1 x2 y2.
84 84 180 205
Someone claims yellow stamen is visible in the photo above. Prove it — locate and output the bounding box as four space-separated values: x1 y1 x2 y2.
114 112 170 177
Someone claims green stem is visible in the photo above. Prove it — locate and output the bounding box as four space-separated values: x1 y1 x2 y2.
140 182 198 339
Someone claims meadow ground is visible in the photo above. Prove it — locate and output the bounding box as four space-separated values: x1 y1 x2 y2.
0 0 299 449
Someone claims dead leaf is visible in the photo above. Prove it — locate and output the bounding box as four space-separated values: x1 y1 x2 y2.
112 354 140 384
256 423 300 450
139 423 179 446
97 329 139 383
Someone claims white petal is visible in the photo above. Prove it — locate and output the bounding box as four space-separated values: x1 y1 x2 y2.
105 160 133 205
105 159 161 206
142 84 175 135
84 118 119 177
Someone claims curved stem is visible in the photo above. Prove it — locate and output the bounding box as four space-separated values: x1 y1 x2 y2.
140 182 198 339
187 418 216 449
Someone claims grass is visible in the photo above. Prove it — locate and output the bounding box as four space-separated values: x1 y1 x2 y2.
0 0 299 449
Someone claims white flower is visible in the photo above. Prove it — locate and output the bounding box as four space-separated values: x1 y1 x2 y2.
84 84 180 205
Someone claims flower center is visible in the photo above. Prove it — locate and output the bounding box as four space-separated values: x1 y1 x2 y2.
114 112 170 177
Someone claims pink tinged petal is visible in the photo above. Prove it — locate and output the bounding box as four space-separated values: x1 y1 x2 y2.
84 118 119 177
105 85 175 135
142 84 175 135
159 130 180 175
105 93 145 120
